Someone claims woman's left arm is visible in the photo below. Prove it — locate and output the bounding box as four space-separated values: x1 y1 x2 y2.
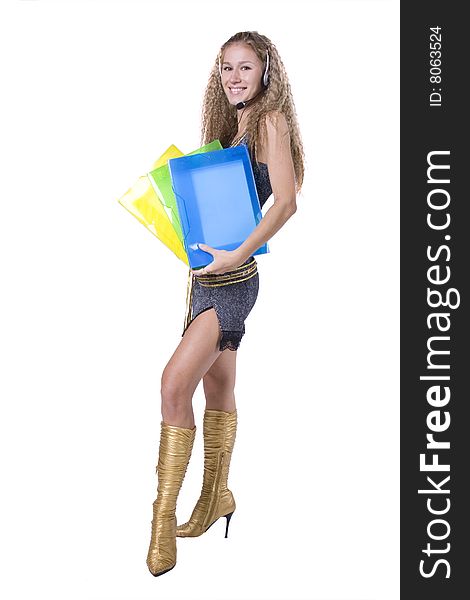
233 110 297 263
196 111 297 274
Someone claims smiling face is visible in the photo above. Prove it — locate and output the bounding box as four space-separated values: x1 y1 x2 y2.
220 42 264 106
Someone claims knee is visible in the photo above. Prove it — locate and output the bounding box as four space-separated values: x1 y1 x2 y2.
203 370 235 404
160 366 191 411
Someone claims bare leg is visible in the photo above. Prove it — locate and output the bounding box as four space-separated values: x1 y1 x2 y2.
161 308 223 428
202 349 237 412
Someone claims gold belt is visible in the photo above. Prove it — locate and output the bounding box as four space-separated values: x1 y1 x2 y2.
195 259 257 287
183 258 257 333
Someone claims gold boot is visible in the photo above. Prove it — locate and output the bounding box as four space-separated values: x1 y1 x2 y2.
176 409 237 538
146 421 196 576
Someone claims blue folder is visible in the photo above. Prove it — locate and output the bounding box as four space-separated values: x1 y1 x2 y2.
168 145 269 269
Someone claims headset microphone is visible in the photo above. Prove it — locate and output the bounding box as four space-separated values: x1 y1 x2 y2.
235 89 264 110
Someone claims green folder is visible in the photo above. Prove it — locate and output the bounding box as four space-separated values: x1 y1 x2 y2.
148 140 223 244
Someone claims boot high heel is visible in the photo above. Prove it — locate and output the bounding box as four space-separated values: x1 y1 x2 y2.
224 511 234 538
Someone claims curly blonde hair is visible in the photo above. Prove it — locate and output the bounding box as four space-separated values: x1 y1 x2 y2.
201 31 305 191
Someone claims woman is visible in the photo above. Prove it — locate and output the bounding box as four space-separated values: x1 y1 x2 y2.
146 30 304 577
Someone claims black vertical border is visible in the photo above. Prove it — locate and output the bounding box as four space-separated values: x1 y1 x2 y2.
401 1 468 598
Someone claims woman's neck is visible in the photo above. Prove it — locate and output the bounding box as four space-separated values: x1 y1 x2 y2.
236 104 253 135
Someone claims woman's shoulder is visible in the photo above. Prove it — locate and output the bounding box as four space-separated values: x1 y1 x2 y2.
261 110 289 135
259 111 290 153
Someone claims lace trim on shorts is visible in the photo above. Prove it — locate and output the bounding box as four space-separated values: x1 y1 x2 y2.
219 330 244 352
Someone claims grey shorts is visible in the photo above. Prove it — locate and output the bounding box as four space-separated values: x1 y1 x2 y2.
182 257 259 351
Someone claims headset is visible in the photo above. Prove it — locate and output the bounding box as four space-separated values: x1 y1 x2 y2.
219 51 270 109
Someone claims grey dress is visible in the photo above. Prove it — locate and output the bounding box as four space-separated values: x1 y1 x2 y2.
181 142 273 351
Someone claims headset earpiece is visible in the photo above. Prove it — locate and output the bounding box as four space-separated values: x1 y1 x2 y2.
263 52 270 87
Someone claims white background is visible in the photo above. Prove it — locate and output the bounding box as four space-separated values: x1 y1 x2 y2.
1 1 399 599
